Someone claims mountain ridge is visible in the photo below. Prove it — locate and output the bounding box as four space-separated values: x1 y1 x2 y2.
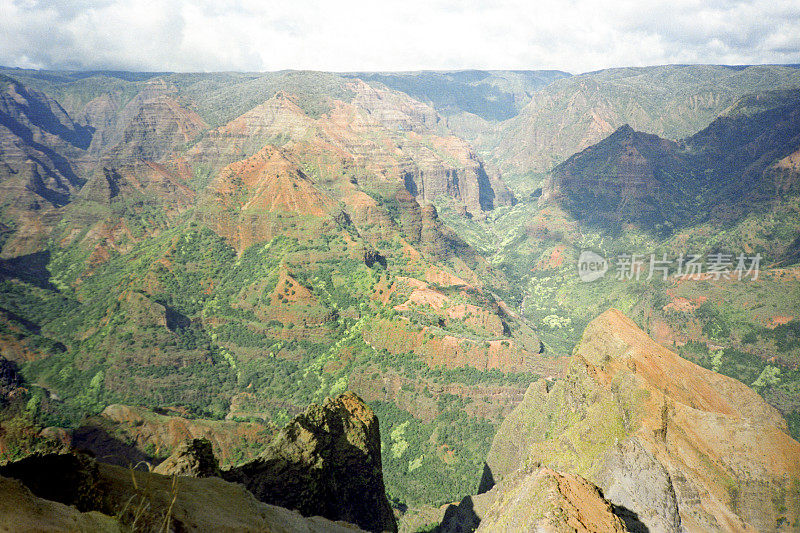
486 308 800 532
542 88 800 234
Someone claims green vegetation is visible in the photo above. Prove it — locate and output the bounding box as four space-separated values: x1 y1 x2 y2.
372 400 495 505
440 89 800 439
449 192 800 437
0 203 536 504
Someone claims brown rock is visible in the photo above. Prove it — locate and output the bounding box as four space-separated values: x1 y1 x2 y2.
100 80 206 163
72 404 274 469
438 465 627 533
153 438 220 478
477 467 628 533
189 80 510 220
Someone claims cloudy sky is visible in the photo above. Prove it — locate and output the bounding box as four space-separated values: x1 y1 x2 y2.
2 0 799 74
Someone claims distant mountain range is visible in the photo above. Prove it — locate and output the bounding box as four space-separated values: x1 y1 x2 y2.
486 64 800 174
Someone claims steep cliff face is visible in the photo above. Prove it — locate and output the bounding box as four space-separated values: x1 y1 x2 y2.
100 80 206 163
153 437 221 478
349 79 440 132
0 71 511 263
392 188 463 259
486 309 800 532
77 160 196 211
224 391 397 533
343 80 509 214
542 91 800 231
0 74 91 153
0 76 205 259
495 76 624 174
0 76 90 255
687 89 800 208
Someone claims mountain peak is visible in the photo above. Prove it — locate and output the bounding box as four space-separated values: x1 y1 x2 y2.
613 123 635 135
542 122 694 228
487 309 800 532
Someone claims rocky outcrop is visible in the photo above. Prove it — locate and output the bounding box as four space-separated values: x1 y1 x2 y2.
189 80 511 218
223 391 397 533
78 161 195 210
64 395 396 530
80 92 123 156
350 79 439 132
153 438 220 478
769 146 800 195
0 74 91 153
338 79 511 215
394 188 455 259
486 309 800 532
0 451 366 532
438 465 627 533
477 467 628 533
202 144 337 252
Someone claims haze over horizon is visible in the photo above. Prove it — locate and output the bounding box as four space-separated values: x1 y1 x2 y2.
2 0 799 74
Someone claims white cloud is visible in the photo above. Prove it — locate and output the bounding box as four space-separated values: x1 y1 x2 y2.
0 0 799 73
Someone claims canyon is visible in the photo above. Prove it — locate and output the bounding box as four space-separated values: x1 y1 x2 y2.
0 64 799 531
